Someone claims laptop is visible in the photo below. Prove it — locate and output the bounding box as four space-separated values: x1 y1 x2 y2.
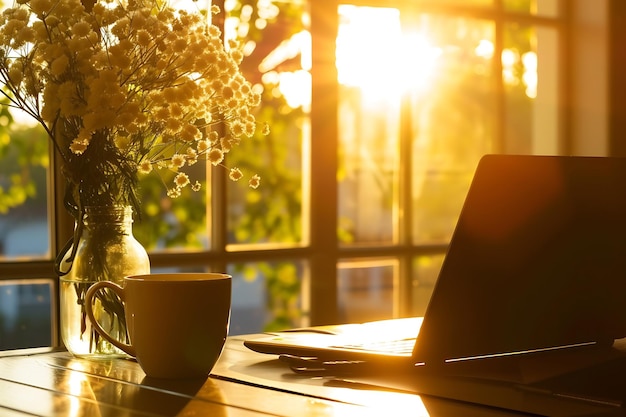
244 155 626 378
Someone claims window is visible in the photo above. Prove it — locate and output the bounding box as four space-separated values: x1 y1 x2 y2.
0 0 610 349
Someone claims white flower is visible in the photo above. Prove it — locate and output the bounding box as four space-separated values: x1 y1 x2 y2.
208 148 224 166
0 0 264 205
248 174 261 189
229 167 243 181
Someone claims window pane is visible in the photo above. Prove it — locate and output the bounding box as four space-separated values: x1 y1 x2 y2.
337 260 397 323
337 6 401 246
411 0 494 6
138 0 310 251
337 9 496 246
411 254 444 317
136 162 208 252
0 121 49 259
0 280 53 350
225 1 308 247
408 16 496 244
150 261 306 334
227 125 305 247
504 24 560 154
504 0 559 17
229 261 306 334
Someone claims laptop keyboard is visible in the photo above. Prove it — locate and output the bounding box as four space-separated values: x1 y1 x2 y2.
331 337 416 355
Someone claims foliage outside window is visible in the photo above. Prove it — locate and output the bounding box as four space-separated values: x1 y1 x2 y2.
0 0 566 348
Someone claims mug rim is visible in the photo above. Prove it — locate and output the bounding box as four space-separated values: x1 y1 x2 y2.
125 273 231 282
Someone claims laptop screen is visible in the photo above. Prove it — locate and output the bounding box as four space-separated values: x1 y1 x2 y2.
415 155 626 363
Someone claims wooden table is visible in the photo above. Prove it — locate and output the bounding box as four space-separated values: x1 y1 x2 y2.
0 336 617 417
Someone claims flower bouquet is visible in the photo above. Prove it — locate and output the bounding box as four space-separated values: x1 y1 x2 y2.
0 0 265 355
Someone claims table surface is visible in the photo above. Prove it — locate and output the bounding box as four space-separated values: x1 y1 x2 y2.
0 335 621 417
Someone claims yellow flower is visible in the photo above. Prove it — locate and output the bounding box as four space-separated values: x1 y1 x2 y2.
229 167 243 181
169 154 186 169
174 172 190 188
208 148 224 166
71 21 91 37
169 103 183 118
230 49 244 64
172 37 187 53
155 106 170 122
116 102 141 127
109 43 132 68
29 0 53 16
41 85 60 122
14 26 36 46
58 81 81 116
180 124 200 142
222 86 234 99
81 112 100 132
70 138 89 155
220 137 232 152
185 148 198 165
166 118 182 134
196 139 210 153
136 29 151 46
0 0 264 207
167 187 181 198
111 17 130 39
229 122 245 137
138 161 153 174
8 64 23 85
114 135 131 151
248 174 261 189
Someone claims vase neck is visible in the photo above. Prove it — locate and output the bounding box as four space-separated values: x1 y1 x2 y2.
82 206 134 230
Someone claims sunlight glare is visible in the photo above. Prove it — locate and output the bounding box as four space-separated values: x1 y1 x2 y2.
68 362 90 417
522 51 538 98
475 39 494 59
258 30 312 109
336 6 441 103
305 392 429 417
224 0 238 13
501 49 518 86
328 389 430 417
257 0 280 20
279 70 312 109
9 107 37 127
400 33 442 92
501 49 517 68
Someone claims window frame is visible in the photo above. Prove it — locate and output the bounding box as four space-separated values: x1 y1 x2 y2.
0 0 613 348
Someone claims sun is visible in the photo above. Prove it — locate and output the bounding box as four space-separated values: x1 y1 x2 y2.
336 5 441 103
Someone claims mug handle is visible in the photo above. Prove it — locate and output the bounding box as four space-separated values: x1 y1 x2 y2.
84 281 136 357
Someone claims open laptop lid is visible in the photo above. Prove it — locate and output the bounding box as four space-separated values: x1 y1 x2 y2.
414 154 626 365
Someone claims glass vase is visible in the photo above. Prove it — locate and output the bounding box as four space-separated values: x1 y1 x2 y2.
59 206 150 358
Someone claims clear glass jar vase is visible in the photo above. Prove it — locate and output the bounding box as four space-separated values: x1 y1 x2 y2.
58 206 150 358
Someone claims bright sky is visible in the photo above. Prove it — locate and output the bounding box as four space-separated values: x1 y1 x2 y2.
336 5 441 102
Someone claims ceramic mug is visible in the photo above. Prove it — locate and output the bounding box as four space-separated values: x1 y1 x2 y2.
84 273 231 379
